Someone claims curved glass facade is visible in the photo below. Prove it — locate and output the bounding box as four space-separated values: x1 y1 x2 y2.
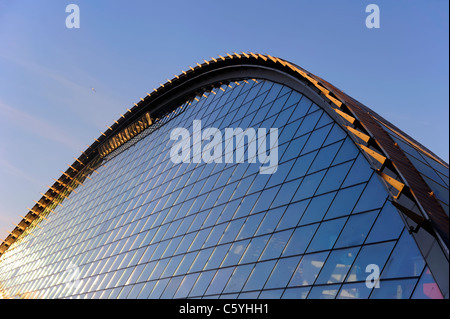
0 78 445 299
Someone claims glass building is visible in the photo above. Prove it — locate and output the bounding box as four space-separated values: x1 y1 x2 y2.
0 53 448 299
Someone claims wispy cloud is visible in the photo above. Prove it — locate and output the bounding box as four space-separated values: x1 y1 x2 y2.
0 101 84 152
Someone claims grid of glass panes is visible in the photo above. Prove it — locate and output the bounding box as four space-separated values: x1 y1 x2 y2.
0 79 442 299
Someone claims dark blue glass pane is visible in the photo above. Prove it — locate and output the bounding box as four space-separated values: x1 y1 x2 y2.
255 207 285 236
381 231 425 279
308 141 343 173
189 270 216 297
299 192 336 225
324 184 365 219
316 247 359 284
411 267 444 299
332 137 359 165
259 229 293 260
281 287 311 299
289 252 329 287
366 202 404 243
295 111 322 138
243 260 277 291
221 240 250 267
353 175 388 213
223 264 254 293
335 210 378 248
306 217 346 252
302 124 333 154
258 289 284 299
285 151 316 181
282 223 318 257
292 170 326 202
316 161 353 195
205 267 234 295
307 284 340 299
370 279 417 299
341 153 373 187
337 282 372 299
265 255 302 289
276 199 310 231
236 214 265 240
271 178 303 208
346 241 395 283
240 235 271 264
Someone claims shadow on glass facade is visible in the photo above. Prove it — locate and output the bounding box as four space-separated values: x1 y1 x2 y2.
0 54 448 299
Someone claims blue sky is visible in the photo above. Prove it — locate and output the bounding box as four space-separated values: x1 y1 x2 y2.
0 0 448 240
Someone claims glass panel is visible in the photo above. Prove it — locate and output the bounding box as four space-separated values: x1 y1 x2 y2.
289 252 329 287
370 279 417 299
298 192 335 225
302 124 333 154
366 202 404 243
148 278 169 298
219 219 245 244
316 161 353 195
221 240 250 267
258 289 284 299
353 175 388 213
251 187 281 214
204 244 231 270
306 217 346 252
291 95 313 122
285 150 317 181
259 230 293 260
255 208 285 236
205 267 234 296
331 137 359 165
324 184 365 219
307 284 340 299
345 241 395 283
264 255 302 289
270 178 302 208
236 214 264 240
282 224 318 257
292 170 326 202
189 270 216 297
334 211 378 248
276 199 310 231
189 248 214 273
161 276 183 298
316 247 359 285
295 111 322 138
173 273 200 298
323 123 347 146
381 231 425 279
411 267 444 299
308 141 342 173
223 264 254 294
240 235 271 264
281 287 311 299
337 282 372 299
243 260 277 291
341 153 373 187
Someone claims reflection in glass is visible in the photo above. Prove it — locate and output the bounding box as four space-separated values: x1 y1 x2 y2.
289 252 329 287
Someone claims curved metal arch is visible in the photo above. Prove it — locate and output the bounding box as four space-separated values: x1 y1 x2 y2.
1 54 448 295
